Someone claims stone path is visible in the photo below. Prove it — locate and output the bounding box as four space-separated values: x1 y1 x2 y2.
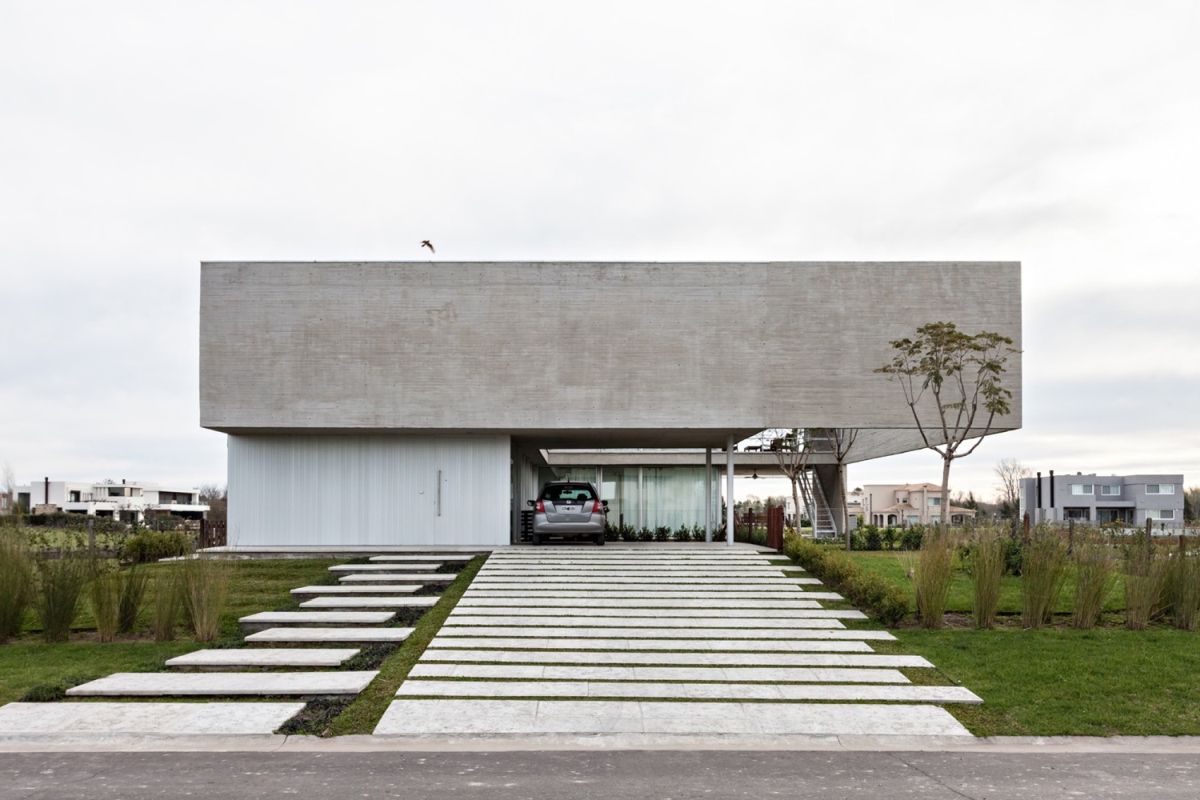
0 555 462 738
375 547 976 738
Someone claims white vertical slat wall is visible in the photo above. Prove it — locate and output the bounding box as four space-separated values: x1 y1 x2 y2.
227 434 511 546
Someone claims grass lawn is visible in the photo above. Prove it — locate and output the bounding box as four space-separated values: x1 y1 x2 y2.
0 558 336 704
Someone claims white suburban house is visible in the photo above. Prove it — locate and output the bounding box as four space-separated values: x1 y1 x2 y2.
1019 472 1185 529
861 483 977 527
13 478 210 523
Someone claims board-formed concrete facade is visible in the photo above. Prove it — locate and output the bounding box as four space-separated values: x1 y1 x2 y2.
200 262 1022 546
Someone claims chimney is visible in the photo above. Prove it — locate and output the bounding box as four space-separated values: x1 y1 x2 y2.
1049 470 1055 509
1036 472 1042 509
44 476 49 505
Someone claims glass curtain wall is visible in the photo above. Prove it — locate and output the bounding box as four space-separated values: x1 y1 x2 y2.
557 465 718 531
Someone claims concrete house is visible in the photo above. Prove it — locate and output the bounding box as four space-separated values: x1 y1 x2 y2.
1019 472 1185 529
14 478 209 523
199 261 1022 547
861 483 978 527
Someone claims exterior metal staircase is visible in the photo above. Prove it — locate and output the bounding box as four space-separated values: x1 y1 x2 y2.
799 468 838 540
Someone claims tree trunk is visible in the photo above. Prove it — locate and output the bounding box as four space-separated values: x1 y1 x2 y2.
940 456 952 534
842 479 851 552
791 477 802 539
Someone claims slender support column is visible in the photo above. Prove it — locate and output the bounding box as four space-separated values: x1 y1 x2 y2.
705 447 713 543
725 435 735 546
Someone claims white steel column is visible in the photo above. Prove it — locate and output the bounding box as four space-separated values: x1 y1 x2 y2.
704 447 713 543
725 435 735 546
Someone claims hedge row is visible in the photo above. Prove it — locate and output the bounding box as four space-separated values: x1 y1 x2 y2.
782 534 911 627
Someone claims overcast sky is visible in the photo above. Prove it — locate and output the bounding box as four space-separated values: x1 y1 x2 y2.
2 1 1198 501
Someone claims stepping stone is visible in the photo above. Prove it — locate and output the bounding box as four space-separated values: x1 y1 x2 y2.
65 671 380 697
166 648 361 668
375 699 972 736
372 554 475 562
409 663 910 683
453 605 826 616
463 590 835 601
445 615 859 627
397 680 982 704
479 571 790 578
472 577 809 585
292 584 420 596
300 596 440 609
429 636 878 652
441 626 874 639
419 649 932 668
457 598 823 609
239 611 395 630
340 573 453 583
245 627 415 643
469 582 823 591
0 702 306 736
330 563 441 573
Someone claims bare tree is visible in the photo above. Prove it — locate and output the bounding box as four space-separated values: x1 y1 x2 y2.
993 458 1029 518
2 463 14 515
199 483 227 526
761 429 809 533
876 322 1019 530
828 428 859 549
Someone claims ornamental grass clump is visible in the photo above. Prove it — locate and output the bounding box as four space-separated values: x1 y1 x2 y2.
1123 535 1169 631
0 531 36 642
179 557 230 642
87 568 122 643
1021 527 1068 628
970 527 1005 629
1167 549 1200 631
1071 534 1117 630
914 529 955 629
117 567 149 634
35 555 89 643
152 569 180 642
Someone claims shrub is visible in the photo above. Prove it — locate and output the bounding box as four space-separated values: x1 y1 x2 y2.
653 526 671 542
899 526 925 551
88 569 122 643
864 528 883 551
971 527 1005 629
1167 551 1200 631
35 555 90 642
637 527 653 542
1071 535 1116 630
690 524 707 542
121 530 191 564
152 569 180 642
0 531 35 641
880 527 898 551
1124 536 1169 630
914 529 954 628
179 558 231 642
674 525 690 542
619 524 637 542
1021 527 1068 628
1002 536 1024 576
782 534 910 626
118 567 149 633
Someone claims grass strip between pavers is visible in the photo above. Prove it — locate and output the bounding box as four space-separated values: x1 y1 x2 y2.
325 554 486 736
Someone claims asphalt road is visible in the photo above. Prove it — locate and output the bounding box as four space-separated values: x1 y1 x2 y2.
1 750 1198 799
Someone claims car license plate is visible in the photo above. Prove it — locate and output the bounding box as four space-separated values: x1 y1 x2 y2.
561 506 578 513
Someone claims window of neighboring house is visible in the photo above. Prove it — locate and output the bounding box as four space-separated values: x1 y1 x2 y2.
69 491 81 502
1147 509 1176 520
1065 507 1091 521
906 515 920 525
1100 485 1121 496
928 497 941 506
1071 484 1094 495
1146 484 1175 495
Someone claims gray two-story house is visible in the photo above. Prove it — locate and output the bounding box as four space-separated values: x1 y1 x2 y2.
1019 472 1185 529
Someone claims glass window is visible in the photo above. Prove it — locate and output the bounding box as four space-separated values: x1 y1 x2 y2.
1100 485 1121 496
1161 509 1176 520
1071 484 1094 495
1146 484 1174 495
928 496 941 506
540 483 596 502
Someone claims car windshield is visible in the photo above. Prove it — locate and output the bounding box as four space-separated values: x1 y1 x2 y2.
540 484 596 502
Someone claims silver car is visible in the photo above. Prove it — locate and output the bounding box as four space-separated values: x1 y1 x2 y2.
528 481 608 546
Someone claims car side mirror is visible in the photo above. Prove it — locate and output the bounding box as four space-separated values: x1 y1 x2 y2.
602 500 609 508
526 500 536 508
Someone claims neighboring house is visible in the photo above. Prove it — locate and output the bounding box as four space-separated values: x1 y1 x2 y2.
845 487 864 528
200 261 1022 546
13 478 209 523
1019 473 1185 529
861 483 977 527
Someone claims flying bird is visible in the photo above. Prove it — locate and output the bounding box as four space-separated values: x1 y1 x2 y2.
420 240 435 254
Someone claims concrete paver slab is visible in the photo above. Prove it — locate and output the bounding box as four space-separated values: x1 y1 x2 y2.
408 664 911 683
239 611 395 625
396 680 982 704
374 699 970 736
427 636 879 651
419 649 932 668
451 607 837 618
439 625 862 638
456 598 823 609
371 554 475 562
445 615 859 627
340 573 452 583
245 627 414 643
0 702 306 736
329 563 441 572
65 671 380 697
463 589 837 600
291 584 420 595
300 596 440 609
165 648 360 668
